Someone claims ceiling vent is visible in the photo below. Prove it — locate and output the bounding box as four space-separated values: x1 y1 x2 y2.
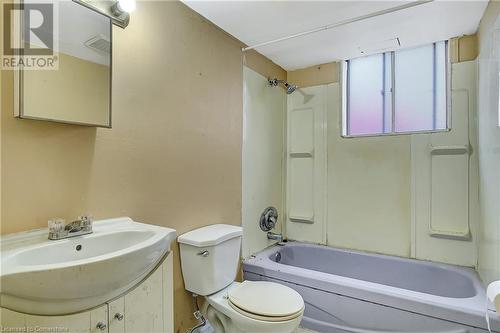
84 34 111 54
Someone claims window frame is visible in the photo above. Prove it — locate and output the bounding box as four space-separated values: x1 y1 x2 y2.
341 41 452 138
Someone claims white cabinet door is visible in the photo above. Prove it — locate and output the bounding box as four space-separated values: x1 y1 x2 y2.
90 305 109 333
107 254 173 333
120 253 173 333
22 305 108 333
108 297 125 333
0 307 26 329
123 264 164 333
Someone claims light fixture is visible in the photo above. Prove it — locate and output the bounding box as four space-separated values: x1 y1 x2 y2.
74 0 135 29
112 0 136 14
109 0 136 28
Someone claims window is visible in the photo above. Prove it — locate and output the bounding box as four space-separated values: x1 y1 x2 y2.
342 41 449 137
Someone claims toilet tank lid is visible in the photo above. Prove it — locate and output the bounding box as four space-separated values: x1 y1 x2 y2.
178 224 242 247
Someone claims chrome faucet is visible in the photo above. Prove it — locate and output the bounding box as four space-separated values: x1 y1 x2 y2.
260 207 278 232
260 207 285 244
48 216 93 240
267 232 283 243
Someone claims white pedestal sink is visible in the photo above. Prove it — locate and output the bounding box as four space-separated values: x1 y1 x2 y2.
0 217 176 315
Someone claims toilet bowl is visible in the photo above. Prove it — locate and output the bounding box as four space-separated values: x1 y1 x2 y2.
205 281 304 333
177 224 304 333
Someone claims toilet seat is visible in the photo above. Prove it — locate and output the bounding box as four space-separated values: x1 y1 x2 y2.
227 281 304 322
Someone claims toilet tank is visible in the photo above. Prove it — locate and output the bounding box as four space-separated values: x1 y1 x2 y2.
178 224 243 296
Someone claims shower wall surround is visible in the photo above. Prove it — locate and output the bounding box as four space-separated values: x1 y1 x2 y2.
242 67 286 257
286 82 411 257
284 61 479 267
240 44 480 268
477 1 500 285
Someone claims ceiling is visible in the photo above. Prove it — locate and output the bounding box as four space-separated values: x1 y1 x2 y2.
58 0 110 65
28 0 110 65
183 0 489 70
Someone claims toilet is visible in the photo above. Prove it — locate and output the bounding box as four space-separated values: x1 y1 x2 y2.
178 224 304 333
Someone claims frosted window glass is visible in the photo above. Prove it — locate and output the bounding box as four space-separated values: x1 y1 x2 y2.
343 41 448 136
347 54 385 135
394 44 435 132
394 42 447 132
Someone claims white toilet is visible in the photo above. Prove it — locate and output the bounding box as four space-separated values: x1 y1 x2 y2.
178 224 304 333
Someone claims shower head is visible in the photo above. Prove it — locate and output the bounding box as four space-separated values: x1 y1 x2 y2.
284 83 297 94
268 78 297 94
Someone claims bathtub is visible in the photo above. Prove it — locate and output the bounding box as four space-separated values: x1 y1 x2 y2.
243 242 500 333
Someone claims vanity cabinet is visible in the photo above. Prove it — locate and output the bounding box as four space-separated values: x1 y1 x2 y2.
0 253 173 333
108 253 171 333
28 306 108 333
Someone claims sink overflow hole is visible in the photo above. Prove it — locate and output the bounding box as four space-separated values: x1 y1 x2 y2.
76 245 82 251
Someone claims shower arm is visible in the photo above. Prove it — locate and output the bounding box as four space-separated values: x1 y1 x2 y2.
268 78 297 94
268 78 285 86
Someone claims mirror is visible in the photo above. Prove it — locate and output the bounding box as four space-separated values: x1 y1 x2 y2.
14 0 112 127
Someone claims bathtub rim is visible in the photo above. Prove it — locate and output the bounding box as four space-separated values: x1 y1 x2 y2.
243 241 499 332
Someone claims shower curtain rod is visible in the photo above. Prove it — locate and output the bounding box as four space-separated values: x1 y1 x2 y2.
241 0 434 52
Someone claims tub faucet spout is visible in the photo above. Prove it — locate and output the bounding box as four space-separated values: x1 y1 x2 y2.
267 232 283 242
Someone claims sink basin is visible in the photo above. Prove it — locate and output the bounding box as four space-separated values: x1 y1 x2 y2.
0 217 176 315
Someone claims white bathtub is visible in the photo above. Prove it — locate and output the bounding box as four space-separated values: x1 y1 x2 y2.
243 242 500 333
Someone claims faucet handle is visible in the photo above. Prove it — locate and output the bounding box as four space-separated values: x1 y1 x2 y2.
78 215 93 225
48 218 65 232
260 207 278 232
76 216 93 232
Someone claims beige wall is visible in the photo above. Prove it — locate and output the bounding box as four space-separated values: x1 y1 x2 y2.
1 1 283 332
244 50 287 81
287 62 339 88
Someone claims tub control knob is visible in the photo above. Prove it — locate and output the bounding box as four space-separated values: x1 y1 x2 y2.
114 313 124 321
260 206 278 232
96 322 107 330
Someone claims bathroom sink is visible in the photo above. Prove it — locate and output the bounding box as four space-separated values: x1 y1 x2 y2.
0 217 176 315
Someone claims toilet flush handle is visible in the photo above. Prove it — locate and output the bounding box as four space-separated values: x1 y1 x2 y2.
197 250 209 257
